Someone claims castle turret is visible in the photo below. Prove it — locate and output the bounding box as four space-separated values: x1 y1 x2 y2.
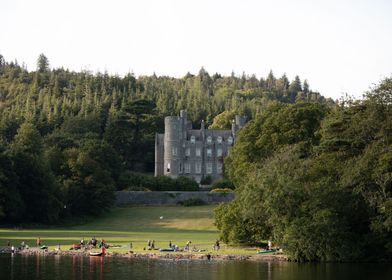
164 116 182 177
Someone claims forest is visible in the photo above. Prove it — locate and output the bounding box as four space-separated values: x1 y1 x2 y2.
0 54 329 223
1 53 390 262
215 79 392 261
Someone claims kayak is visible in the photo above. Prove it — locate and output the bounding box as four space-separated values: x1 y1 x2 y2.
89 252 103 256
256 249 276 254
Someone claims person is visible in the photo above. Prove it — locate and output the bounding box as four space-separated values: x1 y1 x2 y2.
147 240 151 249
101 246 105 256
268 240 272 250
7 240 10 247
169 241 172 248
21 241 25 249
151 240 155 249
37 237 41 247
11 245 15 253
80 238 84 246
186 241 191 251
91 237 97 247
206 253 211 261
214 240 220 250
100 239 105 248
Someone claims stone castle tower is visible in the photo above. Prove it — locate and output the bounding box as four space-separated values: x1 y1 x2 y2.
155 110 246 183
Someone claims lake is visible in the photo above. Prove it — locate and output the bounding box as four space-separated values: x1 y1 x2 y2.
0 254 391 280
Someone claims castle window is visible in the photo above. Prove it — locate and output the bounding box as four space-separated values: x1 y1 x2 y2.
184 163 191 174
207 148 212 157
190 135 196 144
217 136 222 144
206 162 213 174
195 162 202 174
167 163 171 173
196 148 201 157
227 136 233 145
217 148 222 157
172 147 178 156
185 148 190 156
217 162 223 174
207 136 212 144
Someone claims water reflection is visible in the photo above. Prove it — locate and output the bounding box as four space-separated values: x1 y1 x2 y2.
1 254 392 280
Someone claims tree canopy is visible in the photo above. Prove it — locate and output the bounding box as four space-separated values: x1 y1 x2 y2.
215 79 392 262
0 53 331 224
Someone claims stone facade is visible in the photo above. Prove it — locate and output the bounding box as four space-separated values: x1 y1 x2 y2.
155 110 246 183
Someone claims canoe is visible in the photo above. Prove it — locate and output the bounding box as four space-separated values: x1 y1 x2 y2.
89 252 103 256
256 249 276 254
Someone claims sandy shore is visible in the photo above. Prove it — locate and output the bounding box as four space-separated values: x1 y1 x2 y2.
0 247 288 262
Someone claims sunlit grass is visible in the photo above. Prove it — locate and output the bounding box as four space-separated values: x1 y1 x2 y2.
0 205 261 255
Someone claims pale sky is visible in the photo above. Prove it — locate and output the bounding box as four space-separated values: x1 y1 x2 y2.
1 0 391 99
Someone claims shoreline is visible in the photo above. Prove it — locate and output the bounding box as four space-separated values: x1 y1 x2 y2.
0 247 288 262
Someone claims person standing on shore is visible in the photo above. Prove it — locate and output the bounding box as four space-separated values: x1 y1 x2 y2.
37 237 41 247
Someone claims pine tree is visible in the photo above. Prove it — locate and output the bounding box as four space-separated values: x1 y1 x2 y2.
37 53 50 72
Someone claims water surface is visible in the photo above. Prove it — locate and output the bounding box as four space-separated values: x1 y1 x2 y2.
0 254 391 280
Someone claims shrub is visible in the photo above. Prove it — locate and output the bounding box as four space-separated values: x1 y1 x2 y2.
211 178 234 190
118 172 199 191
175 176 199 191
177 198 206 207
118 171 154 191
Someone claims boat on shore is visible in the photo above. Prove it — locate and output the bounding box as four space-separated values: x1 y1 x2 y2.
89 252 103 257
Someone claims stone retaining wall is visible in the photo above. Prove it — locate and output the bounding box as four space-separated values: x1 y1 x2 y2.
115 191 234 205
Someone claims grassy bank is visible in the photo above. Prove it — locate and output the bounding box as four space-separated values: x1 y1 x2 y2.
0 205 259 255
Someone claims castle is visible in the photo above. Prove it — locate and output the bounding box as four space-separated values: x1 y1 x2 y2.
154 110 246 183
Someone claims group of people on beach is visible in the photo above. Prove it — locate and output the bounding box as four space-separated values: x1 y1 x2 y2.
5 236 220 260
6 237 43 253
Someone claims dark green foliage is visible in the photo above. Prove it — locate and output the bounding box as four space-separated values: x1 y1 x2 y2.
37 54 50 72
61 148 115 216
177 198 205 207
215 79 392 261
0 55 331 224
118 172 199 192
211 178 234 190
10 123 62 223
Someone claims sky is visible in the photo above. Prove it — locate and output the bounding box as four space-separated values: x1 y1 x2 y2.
1 0 391 100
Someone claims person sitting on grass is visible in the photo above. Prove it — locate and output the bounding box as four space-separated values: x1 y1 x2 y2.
91 237 97 247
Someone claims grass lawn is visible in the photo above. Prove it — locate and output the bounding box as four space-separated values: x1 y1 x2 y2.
0 205 259 255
